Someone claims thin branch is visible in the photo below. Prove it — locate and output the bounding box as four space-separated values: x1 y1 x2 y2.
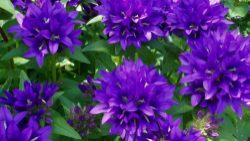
0 27 8 42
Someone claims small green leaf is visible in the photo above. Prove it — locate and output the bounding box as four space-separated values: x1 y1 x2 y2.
86 15 103 25
0 0 15 19
229 3 249 18
51 109 82 140
14 57 29 65
1 77 13 93
68 48 90 64
53 91 64 103
100 124 110 136
96 53 116 71
19 70 30 90
83 40 109 53
167 100 193 115
1 47 26 60
59 96 74 110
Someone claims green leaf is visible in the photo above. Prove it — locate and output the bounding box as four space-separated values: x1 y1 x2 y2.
0 77 12 94
53 91 64 103
14 57 29 65
167 100 193 115
86 15 103 25
59 96 74 110
51 109 82 140
1 47 26 60
19 70 30 90
100 124 110 136
0 0 15 19
96 53 116 71
83 40 109 53
229 3 249 18
68 48 90 64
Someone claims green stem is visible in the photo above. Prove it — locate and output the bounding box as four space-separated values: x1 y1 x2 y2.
51 55 57 82
0 27 8 42
0 27 14 69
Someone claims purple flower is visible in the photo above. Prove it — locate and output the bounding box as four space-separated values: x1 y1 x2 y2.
67 105 97 137
209 0 220 5
96 0 164 49
90 59 176 140
0 107 51 141
194 111 222 139
12 0 60 11
141 115 205 141
79 75 96 97
9 0 82 67
179 30 250 118
67 0 81 6
0 81 58 121
11 0 32 10
81 2 99 23
167 0 231 39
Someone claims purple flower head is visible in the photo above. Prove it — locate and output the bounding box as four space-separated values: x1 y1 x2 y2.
141 115 205 141
194 111 222 139
81 2 99 23
0 81 58 122
90 59 176 140
96 0 164 50
0 107 51 141
67 105 97 137
167 0 231 39
209 0 220 5
67 0 81 6
11 0 60 10
9 0 82 67
179 30 250 118
11 0 32 10
79 75 96 97
153 0 178 36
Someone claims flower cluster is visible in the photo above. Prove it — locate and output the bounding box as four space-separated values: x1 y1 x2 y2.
0 106 51 141
67 0 80 7
193 111 222 139
79 75 96 97
0 81 58 122
167 0 231 39
141 115 205 141
179 30 250 118
81 2 99 23
95 0 165 49
67 105 97 137
90 59 176 140
11 0 32 10
9 0 82 67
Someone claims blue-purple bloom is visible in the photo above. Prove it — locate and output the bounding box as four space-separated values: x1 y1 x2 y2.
0 107 51 141
0 81 58 121
67 0 81 6
96 0 164 49
11 0 32 10
81 2 99 23
179 30 250 118
167 0 231 39
79 75 96 97
67 105 97 137
141 115 205 141
90 59 176 140
9 0 82 67
194 111 222 139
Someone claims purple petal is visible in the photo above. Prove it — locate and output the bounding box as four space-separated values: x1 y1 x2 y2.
49 41 59 54
90 104 108 114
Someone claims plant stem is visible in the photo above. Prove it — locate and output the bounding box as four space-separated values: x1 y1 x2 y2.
51 55 57 82
0 27 15 69
0 27 8 42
